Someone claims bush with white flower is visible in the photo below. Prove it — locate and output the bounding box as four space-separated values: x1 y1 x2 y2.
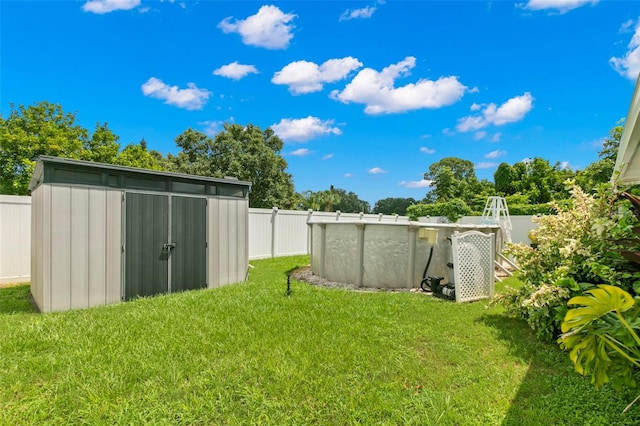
493 181 640 341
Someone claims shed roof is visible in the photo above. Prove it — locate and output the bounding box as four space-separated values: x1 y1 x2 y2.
613 75 640 184
29 156 252 197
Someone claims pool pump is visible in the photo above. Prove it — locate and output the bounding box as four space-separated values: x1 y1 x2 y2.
418 227 456 301
421 275 456 300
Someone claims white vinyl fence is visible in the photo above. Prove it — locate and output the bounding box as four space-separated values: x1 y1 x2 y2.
0 195 31 284
248 207 409 259
0 196 537 284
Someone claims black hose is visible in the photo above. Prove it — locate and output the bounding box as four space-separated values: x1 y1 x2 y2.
422 246 434 279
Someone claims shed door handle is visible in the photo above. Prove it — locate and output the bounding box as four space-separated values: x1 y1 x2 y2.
163 243 176 252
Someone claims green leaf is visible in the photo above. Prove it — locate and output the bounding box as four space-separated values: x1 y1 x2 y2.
562 285 635 333
556 277 579 291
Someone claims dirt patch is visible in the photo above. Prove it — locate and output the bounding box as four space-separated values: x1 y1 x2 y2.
290 265 428 294
0 282 29 289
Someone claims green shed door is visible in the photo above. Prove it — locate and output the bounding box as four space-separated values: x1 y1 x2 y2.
170 196 207 292
124 192 169 300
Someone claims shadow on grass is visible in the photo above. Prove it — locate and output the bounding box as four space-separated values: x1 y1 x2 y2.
285 263 309 277
478 313 640 425
0 283 37 314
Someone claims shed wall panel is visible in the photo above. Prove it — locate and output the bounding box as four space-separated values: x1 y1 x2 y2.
42 185 52 312
237 199 248 283
50 186 72 311
70 187 90 309
30 189 43 310
228 200 238 283
207 197 220 288
105 190 122 304
88 189 107 307
206 197 248 287
218 199 230 285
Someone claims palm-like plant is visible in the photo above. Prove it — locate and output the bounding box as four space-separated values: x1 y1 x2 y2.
559 284 640 412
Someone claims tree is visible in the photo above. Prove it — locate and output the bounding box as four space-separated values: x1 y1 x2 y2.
0 101 169 195
316 189 341 212
372 197 416 215
332 188 370 213
495 158 574 204
300 190 322 211
116 140 165 170
0 101 88 194
423 157 480 202
81 122 120 164
170 124 297 209
576 121 624 191
494 163 515 195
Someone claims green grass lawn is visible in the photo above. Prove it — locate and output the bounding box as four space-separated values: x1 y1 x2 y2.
1 256 639 425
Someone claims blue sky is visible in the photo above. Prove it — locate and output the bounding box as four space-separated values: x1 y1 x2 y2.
2 0 640 206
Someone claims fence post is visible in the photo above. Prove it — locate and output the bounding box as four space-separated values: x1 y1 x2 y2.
318 223 327 277
336 210 341 221
355 222 365 287
407 222 419 288
271 207 279 258
378 213 383 222
307 209 313 255
359 212 364 220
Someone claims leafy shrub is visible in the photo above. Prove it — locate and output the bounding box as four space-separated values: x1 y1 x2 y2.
508 203 557 215
406 199 472 223
493 182 640 341
559 285 640 398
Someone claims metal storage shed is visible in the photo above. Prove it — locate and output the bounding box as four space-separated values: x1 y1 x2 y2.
613 73 640 184
29 156 251 312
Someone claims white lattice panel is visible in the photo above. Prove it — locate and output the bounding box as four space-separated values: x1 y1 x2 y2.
451 231 495 302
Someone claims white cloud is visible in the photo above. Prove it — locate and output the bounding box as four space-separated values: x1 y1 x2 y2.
141 77 210 110
560 161 571 169
474 131 487 140
213 61 258 80
289 148 312 157
581 137 605 150
476 162 498 169
485 149 506 159
271 116 342 142
340 6 376 21
330 56 467 114
322 153 334 160
344 173 353 178
456 92 534 132
470 102 483 111
421 134 432 139
368 167 387 174
610 19 640 81
519 0 598 13
442 128 455 137
218 5 296 49
490 132 502 142
420 147 436 154
398 179 433 188
138 6 150 13
621 19 635 33
82 0 140 14
272 57 362 94
199 120 225 136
